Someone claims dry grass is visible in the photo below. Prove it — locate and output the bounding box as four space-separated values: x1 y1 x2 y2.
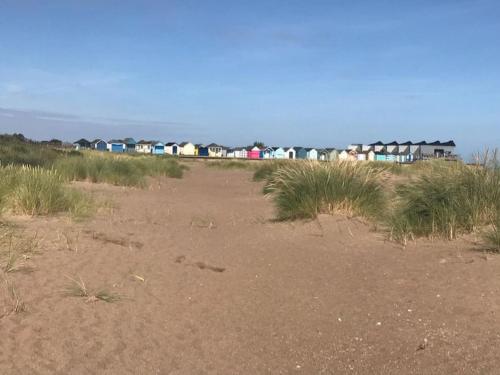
2 278 27 315
0 227 38 273
482 217 500 252
64 276 121 303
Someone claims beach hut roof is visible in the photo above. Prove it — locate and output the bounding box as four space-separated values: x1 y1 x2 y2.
74 138 90 144
440 140 456 146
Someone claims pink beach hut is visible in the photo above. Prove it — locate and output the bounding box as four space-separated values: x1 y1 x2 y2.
247 146 262 159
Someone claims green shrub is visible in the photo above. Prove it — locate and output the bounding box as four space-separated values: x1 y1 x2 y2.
264 161 386 220
389 161 500 241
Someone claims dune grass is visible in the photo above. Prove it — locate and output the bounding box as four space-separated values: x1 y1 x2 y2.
54 153 186 187
205 160 254 170
253 159 294 182
482 216 500 252
0 141 71 167
264 161 386 220
0 165 92 217
388 160 500 242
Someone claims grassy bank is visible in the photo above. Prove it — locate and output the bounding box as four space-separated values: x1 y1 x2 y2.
264 161 386 220
0 136 74 167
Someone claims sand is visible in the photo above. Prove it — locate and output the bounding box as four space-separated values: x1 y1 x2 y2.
1 163 500 374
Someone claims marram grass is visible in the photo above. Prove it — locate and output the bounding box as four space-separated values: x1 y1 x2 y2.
389 160 500 242
0 165 92 217
264 161 386 220
54 153 186 187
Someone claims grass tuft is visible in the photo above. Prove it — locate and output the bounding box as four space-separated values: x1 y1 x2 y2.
0 165 93 216
388 160 500 241
3 278 27 314
482 215 500 252
253 160 293 182
64 276 121 303
264 161 386 220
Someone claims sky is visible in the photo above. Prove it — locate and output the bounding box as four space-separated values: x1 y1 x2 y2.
0 0 499 157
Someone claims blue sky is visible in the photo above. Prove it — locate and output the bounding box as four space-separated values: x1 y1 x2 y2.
0 0 499 157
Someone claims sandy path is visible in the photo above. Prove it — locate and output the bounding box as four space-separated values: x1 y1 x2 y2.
1 163 500 374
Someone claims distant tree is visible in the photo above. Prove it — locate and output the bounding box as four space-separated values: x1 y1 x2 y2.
253 141 265 149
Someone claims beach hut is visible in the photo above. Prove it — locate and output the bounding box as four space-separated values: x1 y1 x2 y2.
284 147 296 159
123 138 137 152
91 139 107 151
410 142 424 161
318 149 328 161
262 147 274 159
198 145 209 157
347 144 362 152
233 147 248 159
73 138 91 150
107 139 126 153
398 141 412 155
325 148 339 161
339 149 357 161
135 140 152 153
367 150 376 161
357 152 367 161
179 142 195 156
270 147 285 159
397 142 412 162
194 144 204 156
165 142 179 155
375 152 388 161
152 142 165 155
369 141 385 153
385 141 399 155
226 148 236 158
247 146 261 159
207 143 223 157
305 148 318 160
293 147 307 160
